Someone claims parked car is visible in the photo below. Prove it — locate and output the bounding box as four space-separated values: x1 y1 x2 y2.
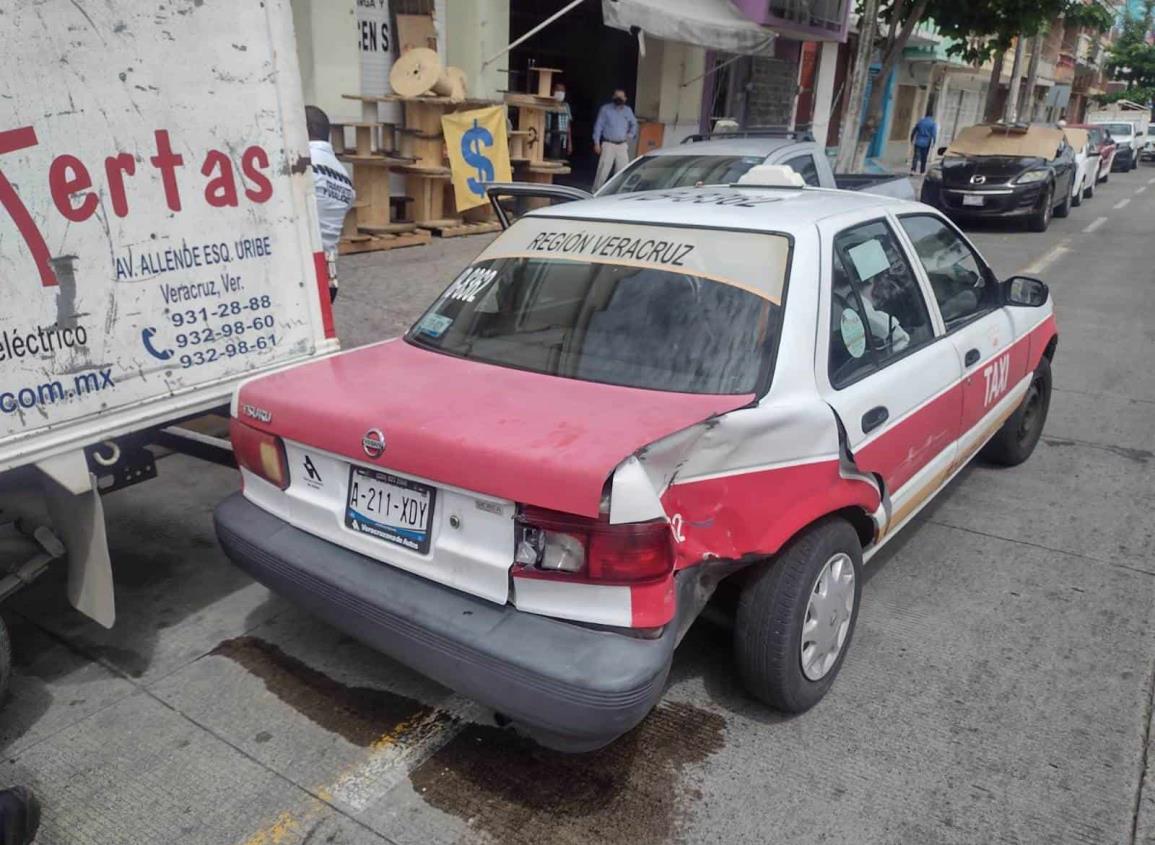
1077 123 1117 184
1092 121 1142 171
920 123 1077 232
214 168 1058 752
1062 126 1095 205
596 131 916 200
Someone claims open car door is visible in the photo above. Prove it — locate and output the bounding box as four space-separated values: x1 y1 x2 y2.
485 182 593 229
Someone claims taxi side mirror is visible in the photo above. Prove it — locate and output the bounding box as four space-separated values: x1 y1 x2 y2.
1004 275 1049 307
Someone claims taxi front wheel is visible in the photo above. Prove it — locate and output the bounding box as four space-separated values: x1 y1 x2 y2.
981 356 1052 467
734 519 863 714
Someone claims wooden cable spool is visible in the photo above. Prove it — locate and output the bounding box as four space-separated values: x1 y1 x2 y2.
390 48 468 102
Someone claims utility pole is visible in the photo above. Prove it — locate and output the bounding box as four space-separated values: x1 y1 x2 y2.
1004 36 1026 122
983 50 1006 122
835 0 880 173
1022 30 1046 123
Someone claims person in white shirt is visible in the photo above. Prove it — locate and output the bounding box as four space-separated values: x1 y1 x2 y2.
306 105 355 302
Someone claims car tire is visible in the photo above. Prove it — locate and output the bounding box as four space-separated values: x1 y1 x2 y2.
734 518 863 714
1054 180 1072 217
981 356 1052 467
1028 183 1054 232
1102 169 1110 183
1084 178 1095 199
1071 178 1083 206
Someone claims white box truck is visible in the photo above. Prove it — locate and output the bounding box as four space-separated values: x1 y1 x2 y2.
1087 100 1152 170
0 0 335 663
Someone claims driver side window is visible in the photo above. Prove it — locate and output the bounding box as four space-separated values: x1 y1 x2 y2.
898 214 999 328
829 220 934 389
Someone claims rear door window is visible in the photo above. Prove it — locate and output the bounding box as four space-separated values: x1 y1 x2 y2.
829 219 935 388
783 154 822 187
409 220 792 395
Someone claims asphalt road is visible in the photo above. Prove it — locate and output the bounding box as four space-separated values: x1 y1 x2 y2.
3 166 1154 845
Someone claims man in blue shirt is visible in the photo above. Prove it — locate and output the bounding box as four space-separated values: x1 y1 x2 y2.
592 88 638 190
910 109 938 174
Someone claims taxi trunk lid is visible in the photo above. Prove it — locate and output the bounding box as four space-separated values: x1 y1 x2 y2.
236 338 752 519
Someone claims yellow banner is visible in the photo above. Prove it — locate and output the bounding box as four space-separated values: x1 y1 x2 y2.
442 106 512 212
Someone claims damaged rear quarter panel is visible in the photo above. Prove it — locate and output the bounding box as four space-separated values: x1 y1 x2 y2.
653 398 881 567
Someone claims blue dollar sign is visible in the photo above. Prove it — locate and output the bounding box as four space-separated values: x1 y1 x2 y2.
460 119 495 198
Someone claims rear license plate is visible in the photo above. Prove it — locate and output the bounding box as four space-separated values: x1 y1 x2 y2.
962 194 985 207
345 467 436 554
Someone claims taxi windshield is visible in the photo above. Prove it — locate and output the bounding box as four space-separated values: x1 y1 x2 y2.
407 257 778 395
599 155 764 195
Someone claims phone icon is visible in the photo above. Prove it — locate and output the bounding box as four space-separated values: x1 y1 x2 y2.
141 327 173 361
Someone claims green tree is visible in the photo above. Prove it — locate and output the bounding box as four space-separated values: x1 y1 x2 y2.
1106 0 1155 93
839 0 1112 170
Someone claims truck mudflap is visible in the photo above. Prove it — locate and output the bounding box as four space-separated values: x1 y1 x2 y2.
213 493 685 752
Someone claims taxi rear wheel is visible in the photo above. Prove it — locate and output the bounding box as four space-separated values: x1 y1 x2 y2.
734 518 862 714
982 356 1052 467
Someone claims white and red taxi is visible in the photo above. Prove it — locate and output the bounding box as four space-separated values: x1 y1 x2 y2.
214 168 1057 751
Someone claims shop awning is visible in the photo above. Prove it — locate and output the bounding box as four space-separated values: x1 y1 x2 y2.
602 0 775 55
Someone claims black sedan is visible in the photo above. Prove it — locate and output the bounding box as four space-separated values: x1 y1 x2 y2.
920 124 1077 232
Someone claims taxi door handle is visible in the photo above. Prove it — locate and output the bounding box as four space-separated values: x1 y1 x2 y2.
965 348 981 367
862 406 889 434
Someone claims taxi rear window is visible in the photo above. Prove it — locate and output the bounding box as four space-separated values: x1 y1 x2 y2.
407 220 791 395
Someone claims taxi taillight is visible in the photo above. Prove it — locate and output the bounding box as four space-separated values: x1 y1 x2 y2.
231 418 289 490
514 506 674 584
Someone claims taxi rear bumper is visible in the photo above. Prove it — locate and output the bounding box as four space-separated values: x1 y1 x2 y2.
213 492 679 751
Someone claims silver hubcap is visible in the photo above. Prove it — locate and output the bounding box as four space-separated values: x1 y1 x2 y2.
800 553 856 681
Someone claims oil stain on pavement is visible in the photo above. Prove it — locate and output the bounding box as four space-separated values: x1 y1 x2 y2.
410 701 726 845
213 636 727 843
211 636 455 747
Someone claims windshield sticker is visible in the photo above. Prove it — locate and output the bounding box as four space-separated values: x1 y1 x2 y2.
416 313 453 338
847 239 890 282
840 308 867 358
445 266 498 303
525 231 694 266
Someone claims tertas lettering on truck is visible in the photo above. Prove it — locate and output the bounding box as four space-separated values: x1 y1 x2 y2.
0 127 274 289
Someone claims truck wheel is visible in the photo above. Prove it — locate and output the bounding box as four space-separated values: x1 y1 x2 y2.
734 518 863 713
981 356 1052 467
1027 183 1054 232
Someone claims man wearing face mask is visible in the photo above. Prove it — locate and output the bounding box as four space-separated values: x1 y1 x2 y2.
547 82 572 160
592 88 637 190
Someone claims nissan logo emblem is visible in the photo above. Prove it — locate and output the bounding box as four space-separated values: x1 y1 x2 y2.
362 428 386 459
